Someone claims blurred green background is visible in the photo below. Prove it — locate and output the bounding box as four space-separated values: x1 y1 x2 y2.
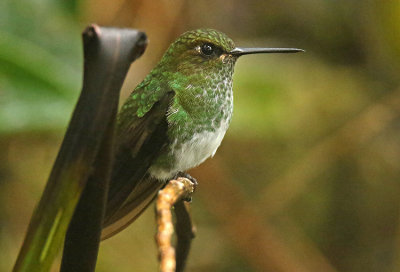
2 0 400 271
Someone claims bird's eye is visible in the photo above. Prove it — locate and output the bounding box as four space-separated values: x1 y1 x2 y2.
200 43 215 56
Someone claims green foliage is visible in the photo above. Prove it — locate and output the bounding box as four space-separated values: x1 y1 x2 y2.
0 0 82 134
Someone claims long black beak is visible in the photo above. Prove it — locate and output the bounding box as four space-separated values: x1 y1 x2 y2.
230 47 304 56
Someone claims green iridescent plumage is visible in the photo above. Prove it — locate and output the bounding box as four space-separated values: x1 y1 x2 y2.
119 29 235 121
117 29 237 177
101 28 303 239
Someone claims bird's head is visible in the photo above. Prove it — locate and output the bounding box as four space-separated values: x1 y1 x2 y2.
156 28 303 79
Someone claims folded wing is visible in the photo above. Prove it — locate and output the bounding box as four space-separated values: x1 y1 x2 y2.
101 91 174 240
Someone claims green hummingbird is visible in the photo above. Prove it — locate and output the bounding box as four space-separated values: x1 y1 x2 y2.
101 29 303 239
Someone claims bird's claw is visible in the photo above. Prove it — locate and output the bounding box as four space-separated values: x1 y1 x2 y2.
174 171 198 202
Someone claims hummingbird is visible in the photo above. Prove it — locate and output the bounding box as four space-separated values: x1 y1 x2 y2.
101 29 303 239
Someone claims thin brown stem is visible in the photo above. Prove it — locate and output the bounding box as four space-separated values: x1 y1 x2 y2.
175 201 196 272
155 178 196 272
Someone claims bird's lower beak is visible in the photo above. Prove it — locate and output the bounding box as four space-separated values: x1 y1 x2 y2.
229 47 305 57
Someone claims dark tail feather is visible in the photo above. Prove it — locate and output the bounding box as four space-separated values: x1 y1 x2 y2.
101 176 163 240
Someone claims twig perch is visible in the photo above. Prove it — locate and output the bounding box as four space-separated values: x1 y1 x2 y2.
156 177 197 272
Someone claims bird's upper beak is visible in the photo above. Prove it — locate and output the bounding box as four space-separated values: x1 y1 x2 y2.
229 47 304 57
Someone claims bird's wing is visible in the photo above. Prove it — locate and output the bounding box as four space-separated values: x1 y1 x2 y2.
101 90 174 240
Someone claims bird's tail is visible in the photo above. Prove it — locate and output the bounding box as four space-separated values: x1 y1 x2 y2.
101 176 163 240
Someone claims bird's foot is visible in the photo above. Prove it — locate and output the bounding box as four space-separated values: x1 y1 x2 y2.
174 171 198 186
173 171 198 202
